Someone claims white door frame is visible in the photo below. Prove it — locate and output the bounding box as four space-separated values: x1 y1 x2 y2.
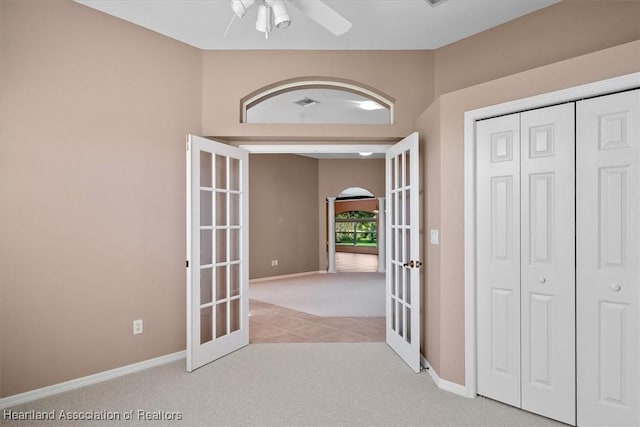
463 72 640 398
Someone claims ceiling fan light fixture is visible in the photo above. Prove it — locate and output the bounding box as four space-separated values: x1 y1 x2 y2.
268 0 291 29
255 3 272 33
231 0 255 17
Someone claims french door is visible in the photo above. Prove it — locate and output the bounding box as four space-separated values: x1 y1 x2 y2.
186 135 249 372
386 132 421 373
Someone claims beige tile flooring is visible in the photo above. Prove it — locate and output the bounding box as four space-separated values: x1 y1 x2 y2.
250 299 385 343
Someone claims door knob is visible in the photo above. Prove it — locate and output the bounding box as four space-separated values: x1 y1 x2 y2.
538 277 546 284
610 283 621 292
403 260 415 268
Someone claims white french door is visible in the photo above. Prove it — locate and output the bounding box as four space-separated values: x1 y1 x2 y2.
186 134 249 372
385 132 421 373
577 89 639 426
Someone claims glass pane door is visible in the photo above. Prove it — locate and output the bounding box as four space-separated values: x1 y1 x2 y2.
386 132 420 373
187 135 248 372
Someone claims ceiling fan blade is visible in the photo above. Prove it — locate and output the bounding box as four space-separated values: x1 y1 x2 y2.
287 0 352 36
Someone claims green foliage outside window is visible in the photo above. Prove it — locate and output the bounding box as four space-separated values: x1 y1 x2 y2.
335 211 377 247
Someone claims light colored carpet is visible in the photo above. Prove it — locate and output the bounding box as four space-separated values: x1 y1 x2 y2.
250 273 384 317
4 343 561 427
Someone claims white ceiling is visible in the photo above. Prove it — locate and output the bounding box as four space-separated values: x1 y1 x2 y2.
75 0 560 50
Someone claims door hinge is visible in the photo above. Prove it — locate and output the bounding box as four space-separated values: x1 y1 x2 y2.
186 140 190 151
186 260 189 268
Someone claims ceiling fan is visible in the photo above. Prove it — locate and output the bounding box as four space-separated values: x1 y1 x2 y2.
226 0 352 39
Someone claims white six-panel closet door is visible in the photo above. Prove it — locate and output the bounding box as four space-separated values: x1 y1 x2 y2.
577 89 639 427
476 113 522 407
476 104 576 425
520 104 575 425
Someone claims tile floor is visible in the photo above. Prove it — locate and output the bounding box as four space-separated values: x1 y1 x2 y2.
249 299 385 343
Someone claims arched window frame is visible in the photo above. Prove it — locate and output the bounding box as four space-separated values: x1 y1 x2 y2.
240 77 395 124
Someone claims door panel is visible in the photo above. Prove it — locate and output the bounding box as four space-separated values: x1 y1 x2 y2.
386 132 420 372
187 135 249 372
520 104 575 425
577 90 639 426
476 113 521 407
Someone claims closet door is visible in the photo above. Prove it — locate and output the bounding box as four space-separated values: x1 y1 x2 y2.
476 113 521 407
577 89 639 426
520 104 575 425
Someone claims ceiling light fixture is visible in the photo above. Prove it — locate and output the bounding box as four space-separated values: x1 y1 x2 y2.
266 0 291 29
255 3 272 36
359 152 373 157
229 0 291 39
231 0 255 17
354 100 385 111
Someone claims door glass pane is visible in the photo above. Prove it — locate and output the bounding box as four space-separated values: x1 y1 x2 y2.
398 301 404 337
230 298 240 333
216 229 227 263
216 192 227 226
200 306 212 344
215 266 227 301
405 306 411 343
391 192 396 225
229 229 240 262
230 263 240 297
404 151 411 188
200 230 212 265
215 302 227 338
398 262 404 300
404 189 410 226
404 229 410 266
200 190 212 227
405 269 411 304
229 158 240 191
390 157 396 190
229 193 240 226
391 297 396 332
200 268 213 305
200 151 212 188
390 227 396 262
216 155 227 189
398 191 404 226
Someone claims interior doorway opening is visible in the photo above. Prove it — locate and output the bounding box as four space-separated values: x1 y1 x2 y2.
330 188 383 273
241 144 389 344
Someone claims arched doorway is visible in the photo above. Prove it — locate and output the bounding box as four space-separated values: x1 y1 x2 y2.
327 187 385 273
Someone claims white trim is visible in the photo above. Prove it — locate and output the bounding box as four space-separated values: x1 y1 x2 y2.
463 72 640 401
239 144 392 155
422 356 474 398
249 270 326 284
0 351 186 410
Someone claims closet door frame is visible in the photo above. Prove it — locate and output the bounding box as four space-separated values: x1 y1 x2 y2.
462 72 640 399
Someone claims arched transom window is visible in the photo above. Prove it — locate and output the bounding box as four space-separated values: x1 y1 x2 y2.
241 78 394 125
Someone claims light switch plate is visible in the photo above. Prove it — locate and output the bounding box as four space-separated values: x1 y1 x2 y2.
430 229 439 245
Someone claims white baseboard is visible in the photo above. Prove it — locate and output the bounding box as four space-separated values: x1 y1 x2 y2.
0 350 186 410
421 355 475 398
249 270 325 283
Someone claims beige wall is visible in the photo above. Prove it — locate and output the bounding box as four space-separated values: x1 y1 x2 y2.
0 0 202 397
248 154 319 279
414 100 441 373
424 40 640 386
317 159 385 270
201 50 434 141
434 0 640 97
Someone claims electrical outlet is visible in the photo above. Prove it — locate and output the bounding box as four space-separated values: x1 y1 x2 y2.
274 259 278 266
271 259 279 267
133 319 143 335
